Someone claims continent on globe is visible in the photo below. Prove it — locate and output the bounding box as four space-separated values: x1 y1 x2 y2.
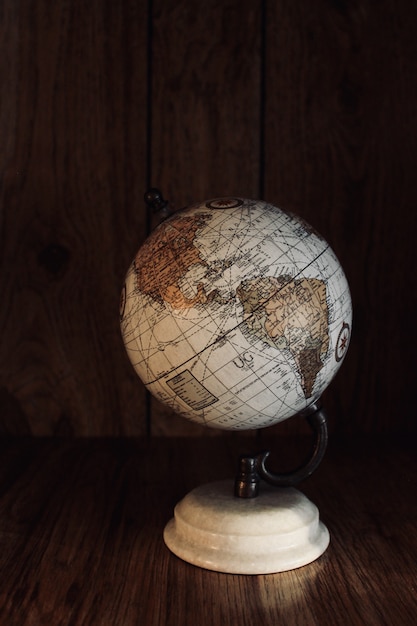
121 196 352 431
236 276 329 398
134 212 217 309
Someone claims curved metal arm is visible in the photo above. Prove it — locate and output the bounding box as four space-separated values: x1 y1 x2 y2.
256 402 328 487
234 402 328 497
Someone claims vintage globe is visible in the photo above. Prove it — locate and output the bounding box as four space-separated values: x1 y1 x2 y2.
120 197 352 430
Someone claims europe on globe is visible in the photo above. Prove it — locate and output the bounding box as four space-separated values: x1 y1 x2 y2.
120 197 352 430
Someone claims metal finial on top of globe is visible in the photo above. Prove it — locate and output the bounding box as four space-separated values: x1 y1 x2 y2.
120 196 352 431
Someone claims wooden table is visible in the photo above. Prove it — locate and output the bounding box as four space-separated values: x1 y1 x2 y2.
0 434 415 625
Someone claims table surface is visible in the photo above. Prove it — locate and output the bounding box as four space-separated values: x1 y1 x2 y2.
0 434 415 626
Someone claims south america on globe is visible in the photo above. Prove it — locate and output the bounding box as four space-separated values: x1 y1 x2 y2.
120 198 352 430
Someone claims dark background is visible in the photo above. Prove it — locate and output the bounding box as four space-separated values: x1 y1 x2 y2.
1 0 416 437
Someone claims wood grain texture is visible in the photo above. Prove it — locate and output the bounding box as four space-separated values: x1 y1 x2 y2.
1 1 417 436
0 435 415 625
0 1 149 435
264 2 417 434
149 0 262 434
150 0 262 205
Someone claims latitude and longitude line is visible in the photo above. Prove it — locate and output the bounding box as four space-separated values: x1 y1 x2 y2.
121 200 351 429
139 236 332 389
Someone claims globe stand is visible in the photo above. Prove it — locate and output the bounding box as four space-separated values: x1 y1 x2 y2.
163 403 330 574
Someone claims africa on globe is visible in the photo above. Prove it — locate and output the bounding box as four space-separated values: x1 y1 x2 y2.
120 197 352 430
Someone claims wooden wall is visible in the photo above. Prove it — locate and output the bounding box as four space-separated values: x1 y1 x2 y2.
1 1 416 437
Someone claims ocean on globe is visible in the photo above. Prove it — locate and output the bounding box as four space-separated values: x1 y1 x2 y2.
120 197 352 430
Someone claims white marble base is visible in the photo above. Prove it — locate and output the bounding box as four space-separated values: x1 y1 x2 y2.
163 479 329 574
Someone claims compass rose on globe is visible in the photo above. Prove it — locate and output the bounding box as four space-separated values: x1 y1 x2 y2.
120 192 352 574
336 322 351 362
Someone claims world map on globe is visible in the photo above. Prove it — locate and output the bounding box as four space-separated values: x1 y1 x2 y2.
120 198 352 430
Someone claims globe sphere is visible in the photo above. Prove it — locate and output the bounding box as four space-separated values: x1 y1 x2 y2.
120 197 352 430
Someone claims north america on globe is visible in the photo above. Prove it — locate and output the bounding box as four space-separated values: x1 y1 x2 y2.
134 212 219 309
120 197 352 430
